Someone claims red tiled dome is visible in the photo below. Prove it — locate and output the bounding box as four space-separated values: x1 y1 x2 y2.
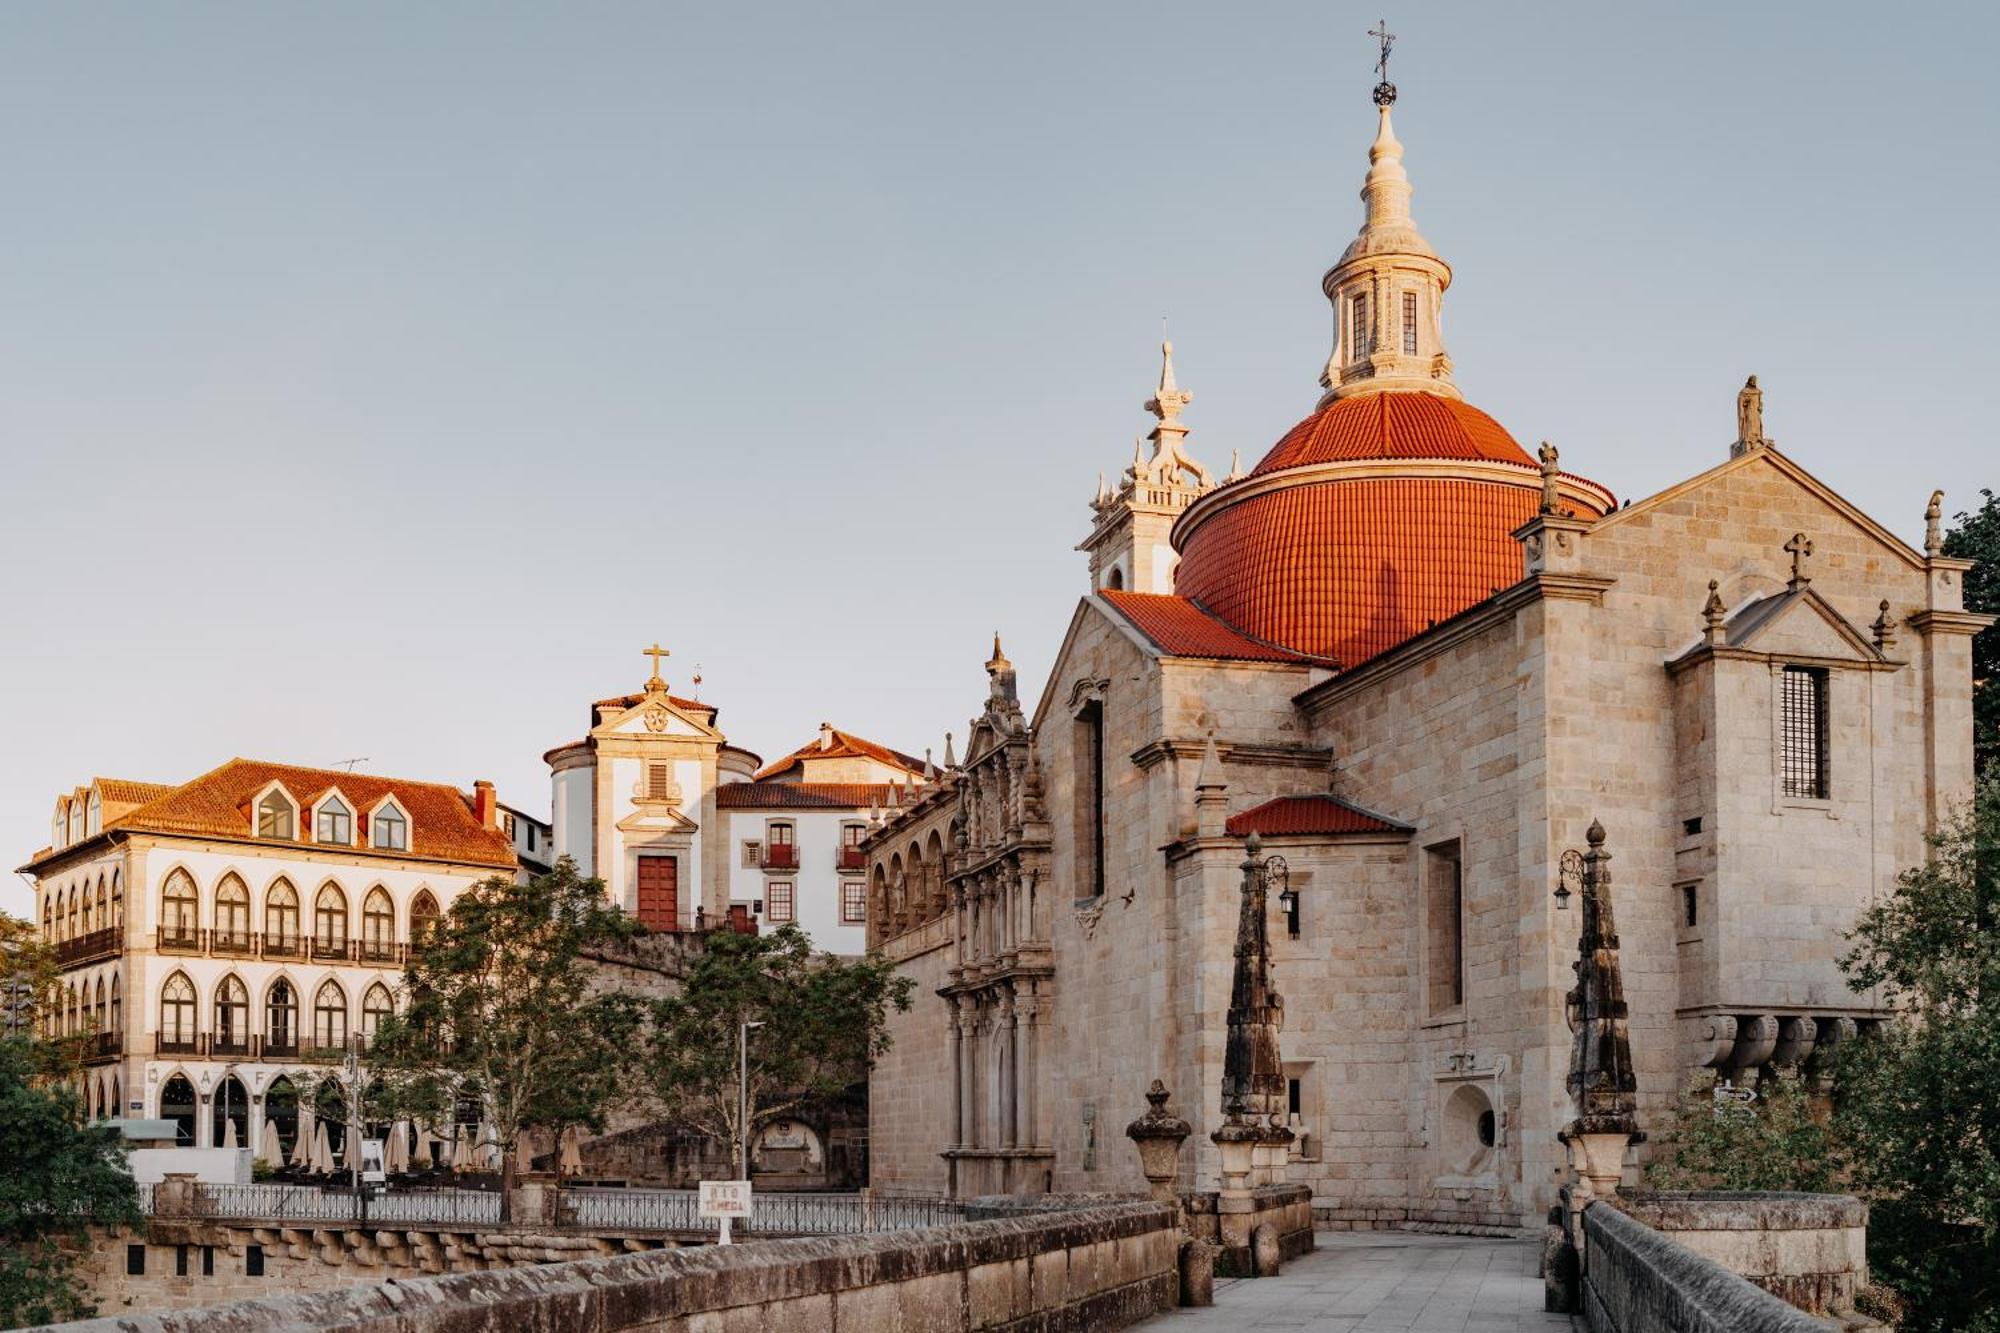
1171 390 1612 668
1252 391 1531 475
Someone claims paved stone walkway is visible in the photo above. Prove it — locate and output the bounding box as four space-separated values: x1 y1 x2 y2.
1140 1231 1576 1332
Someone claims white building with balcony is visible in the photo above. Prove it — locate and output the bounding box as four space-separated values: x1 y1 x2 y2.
21 761 520 1163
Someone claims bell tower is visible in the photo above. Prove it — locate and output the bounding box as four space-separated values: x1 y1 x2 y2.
1319 31 1459 405
1080 339 1215 594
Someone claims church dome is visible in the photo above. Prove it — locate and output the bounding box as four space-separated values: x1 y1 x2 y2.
1252 391 1531 474
1170 390 1614 668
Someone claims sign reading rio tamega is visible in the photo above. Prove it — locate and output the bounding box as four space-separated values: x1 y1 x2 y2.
699 1179 753 1245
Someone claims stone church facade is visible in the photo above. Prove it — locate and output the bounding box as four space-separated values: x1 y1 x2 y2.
862 91 1989 1228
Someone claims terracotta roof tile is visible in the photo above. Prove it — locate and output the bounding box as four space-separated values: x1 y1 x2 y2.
717 781 906 810
95 779 176 807
1252 391 1533 475
30 759 518 870
1225 795 1409 837
1099 591 1311 664
754 729 926 782
1175 475 1606 668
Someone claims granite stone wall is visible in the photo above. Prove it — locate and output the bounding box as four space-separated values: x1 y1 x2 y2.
39 1200 1182 1333
1580 1200 1828 1333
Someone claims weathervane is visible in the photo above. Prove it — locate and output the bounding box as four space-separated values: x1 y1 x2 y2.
1369 18 1397 106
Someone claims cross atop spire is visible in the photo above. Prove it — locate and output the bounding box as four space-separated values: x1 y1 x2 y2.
642 642 671 689
1369 19 1397 106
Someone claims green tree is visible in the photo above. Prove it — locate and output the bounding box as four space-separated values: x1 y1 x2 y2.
1643 1069 1843 1193
641 923 913 1176
0 913 82 1081
1835 776 2000 1331
1941 488 2000 781
0 1037 141 1327
366 860 643 1192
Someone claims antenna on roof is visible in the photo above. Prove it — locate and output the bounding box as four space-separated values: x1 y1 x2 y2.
332 758 369 773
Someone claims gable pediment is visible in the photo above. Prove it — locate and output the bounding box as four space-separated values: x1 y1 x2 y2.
614 804 699 837
1669 585 1895 672
595 692 723 742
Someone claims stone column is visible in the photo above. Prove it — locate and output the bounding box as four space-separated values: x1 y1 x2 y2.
1001 990 1019 1149
1019 990 1040 1150
960 1003 981 1149
946 996 965 1150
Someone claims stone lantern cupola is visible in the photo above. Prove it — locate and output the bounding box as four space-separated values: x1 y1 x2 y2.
1319 89 1458 404
1080 339 1216 594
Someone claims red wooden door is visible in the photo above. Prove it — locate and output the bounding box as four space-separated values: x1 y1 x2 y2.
636 856 678 931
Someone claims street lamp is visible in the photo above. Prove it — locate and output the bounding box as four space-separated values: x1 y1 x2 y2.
1554 849 1584 910
737 1020 764 1183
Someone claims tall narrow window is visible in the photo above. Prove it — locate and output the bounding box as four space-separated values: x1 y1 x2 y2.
766 881 795 925
645 763 673 800
362 889 395 959
160 972 197 1045
1075 700 1106 901
1350 294 1369 359
1781 666 1830 799
214 874 249 944
160 870 198 944
314 883 348 949
372 804 407 851
409 890 440 946
257 790 295 839
1402 291 1419 354
214 976 248 1050
1425 840 1464 1014
361 984 394 1040
315 797 352 845
313 981 348 1051
265 879 299 948
265 980 296 1050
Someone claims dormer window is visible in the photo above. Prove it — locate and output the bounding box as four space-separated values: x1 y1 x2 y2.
315 796 353 845
257 789 296 839
371 802 408 852
86 790 102 837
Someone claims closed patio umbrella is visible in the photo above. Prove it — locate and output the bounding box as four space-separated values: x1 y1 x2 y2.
413 1124 434 1170
451 1130 473 1172
259 1119 282 1167
559 1127 583 1177
385 1121 409 1174
312 1120 333 1174
291 1107 316 1169
222 1116 239 1150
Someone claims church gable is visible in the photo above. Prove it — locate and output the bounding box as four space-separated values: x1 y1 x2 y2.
596 694 722 742
1725 589 1885 664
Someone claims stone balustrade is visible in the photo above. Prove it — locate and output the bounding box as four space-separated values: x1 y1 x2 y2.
1579 1200 1850 1333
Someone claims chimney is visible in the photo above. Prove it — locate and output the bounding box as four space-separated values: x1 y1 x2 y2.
819 722 835 751
473 780 498 830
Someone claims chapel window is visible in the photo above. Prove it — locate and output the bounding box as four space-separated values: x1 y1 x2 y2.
316 796 353 845
1424 840 1464 1015
257 789 295 840
1073 699 1107 901
1781 666 1830 800
1402 291 1419 354
372 804 408 851
1350 293 1369 358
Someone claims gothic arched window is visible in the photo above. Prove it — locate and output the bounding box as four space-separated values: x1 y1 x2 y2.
265 978 296 1050
214 873 250 944
214 975 249 1049
160 972 197 1045
314 883 348 952
362 888 395 958
361 984 394 1040
312 980 348 1051
160 871 198 945
409 890 440 946
265 878 300 948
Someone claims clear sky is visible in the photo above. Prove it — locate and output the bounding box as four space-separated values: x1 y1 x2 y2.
4 3 1995 917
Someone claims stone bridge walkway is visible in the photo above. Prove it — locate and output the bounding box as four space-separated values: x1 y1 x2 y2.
1141 1231 1576 1333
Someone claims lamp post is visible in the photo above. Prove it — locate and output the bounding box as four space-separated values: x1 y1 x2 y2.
737 1020 764 1181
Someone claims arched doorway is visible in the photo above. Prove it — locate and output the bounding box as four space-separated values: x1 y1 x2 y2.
212 1073 249 1150
160 1073 197 1146
264 1076 299 1165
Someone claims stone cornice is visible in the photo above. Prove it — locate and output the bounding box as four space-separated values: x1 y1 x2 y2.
1130 739 1333 772
1664 645 1906 679
1909 609 1996 637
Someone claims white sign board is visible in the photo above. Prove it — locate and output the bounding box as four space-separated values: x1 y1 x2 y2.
360 1139 387 1185
699 1179 753 1219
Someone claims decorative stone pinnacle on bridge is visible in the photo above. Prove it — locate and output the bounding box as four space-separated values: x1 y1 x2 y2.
1558 819 1643 1199
1125 1079 1192 1202
1213 831 1293 1187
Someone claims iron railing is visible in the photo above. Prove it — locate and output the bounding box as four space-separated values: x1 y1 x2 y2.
158 1182 503 1227
55 927 122 967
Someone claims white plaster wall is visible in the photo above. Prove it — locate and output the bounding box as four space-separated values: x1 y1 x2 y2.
553 765 594 875
723 809 868 954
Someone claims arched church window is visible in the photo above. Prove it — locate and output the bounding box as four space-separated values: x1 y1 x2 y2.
257 788 295 839
316 796 353 845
